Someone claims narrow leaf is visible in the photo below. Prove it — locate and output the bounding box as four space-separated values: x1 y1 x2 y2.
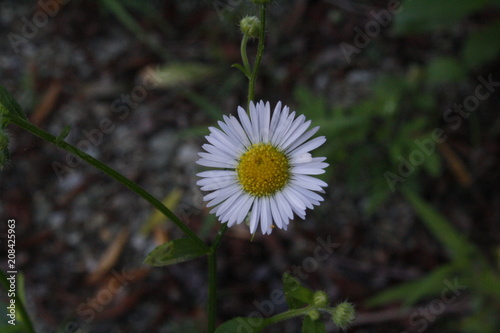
231 63 250 77
215 317 263 333
0 86 27 125
401 187 476 262
144 238 208 267
366 263 457 307
56 125 71 142
283 273 314 309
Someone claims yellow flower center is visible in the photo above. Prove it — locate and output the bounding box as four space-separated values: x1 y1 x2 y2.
236 143 290 197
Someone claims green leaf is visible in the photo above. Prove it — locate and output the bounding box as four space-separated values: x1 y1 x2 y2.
302 316 326 333
0 85 27 126
231 63 250 77
215 317 263 333
56 125 71 142
463 21 500 69
283 273 314 309
144 238 208 267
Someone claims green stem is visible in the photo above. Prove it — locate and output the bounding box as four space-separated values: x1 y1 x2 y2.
241 34 251 77
247 5 267 109
7 115 207 251
261 306 317 328
0 271 36 333
207 224 228 332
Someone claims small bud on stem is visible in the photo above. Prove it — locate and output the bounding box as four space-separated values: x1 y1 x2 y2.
331 302 355 329
240 16 261 39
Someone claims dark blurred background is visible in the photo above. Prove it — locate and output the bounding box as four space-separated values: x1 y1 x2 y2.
0 0 499 332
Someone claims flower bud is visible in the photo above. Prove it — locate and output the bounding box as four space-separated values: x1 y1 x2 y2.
312 291 329 307
240 16 261 38
331 302 355 330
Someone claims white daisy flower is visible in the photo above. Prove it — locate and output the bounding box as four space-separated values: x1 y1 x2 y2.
196 101 328 235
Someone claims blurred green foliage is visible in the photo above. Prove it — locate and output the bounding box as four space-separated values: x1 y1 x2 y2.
292 0 500 331
295 68 443 210
393 0 499 35
368 187 500 332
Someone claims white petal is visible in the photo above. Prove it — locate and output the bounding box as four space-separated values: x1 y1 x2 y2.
289 136 326 156
292 161 328 170
205 132 241 157
290 177 324 192
235 194 255 225
197 170 236 178
269 101 282 134
282 187 307 212
249 197 262 234
209 127 241 153
260 197 272 234
250 102 261 143
282 189 306 219
197 159 235 168
277 114 310 149
291 167 327 175
280 120 311 151
238 106 256 144
205 184 241 207
275 191 294 220
264 226 273 235
197 174 234 186
227 115 251 148
221 194 249 224
198 152 237 166
200 178 237 191
269 197 283 229
201 143 235 160
289 187 314 210
218 119 247 151
285 126 320 153
215 191 245 220
271 108 294 145
261 101 271 142
290 153 312 164
296 187 324 205
293 174 328 188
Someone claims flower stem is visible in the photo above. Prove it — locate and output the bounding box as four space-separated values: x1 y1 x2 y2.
207 224 228 332
247 4 267 109
240 34 251 77
6 115 207 251
261 306 318 328
0 271 35 333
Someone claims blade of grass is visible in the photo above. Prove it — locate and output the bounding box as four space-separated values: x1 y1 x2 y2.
99 0 170 61
401 186 476 263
